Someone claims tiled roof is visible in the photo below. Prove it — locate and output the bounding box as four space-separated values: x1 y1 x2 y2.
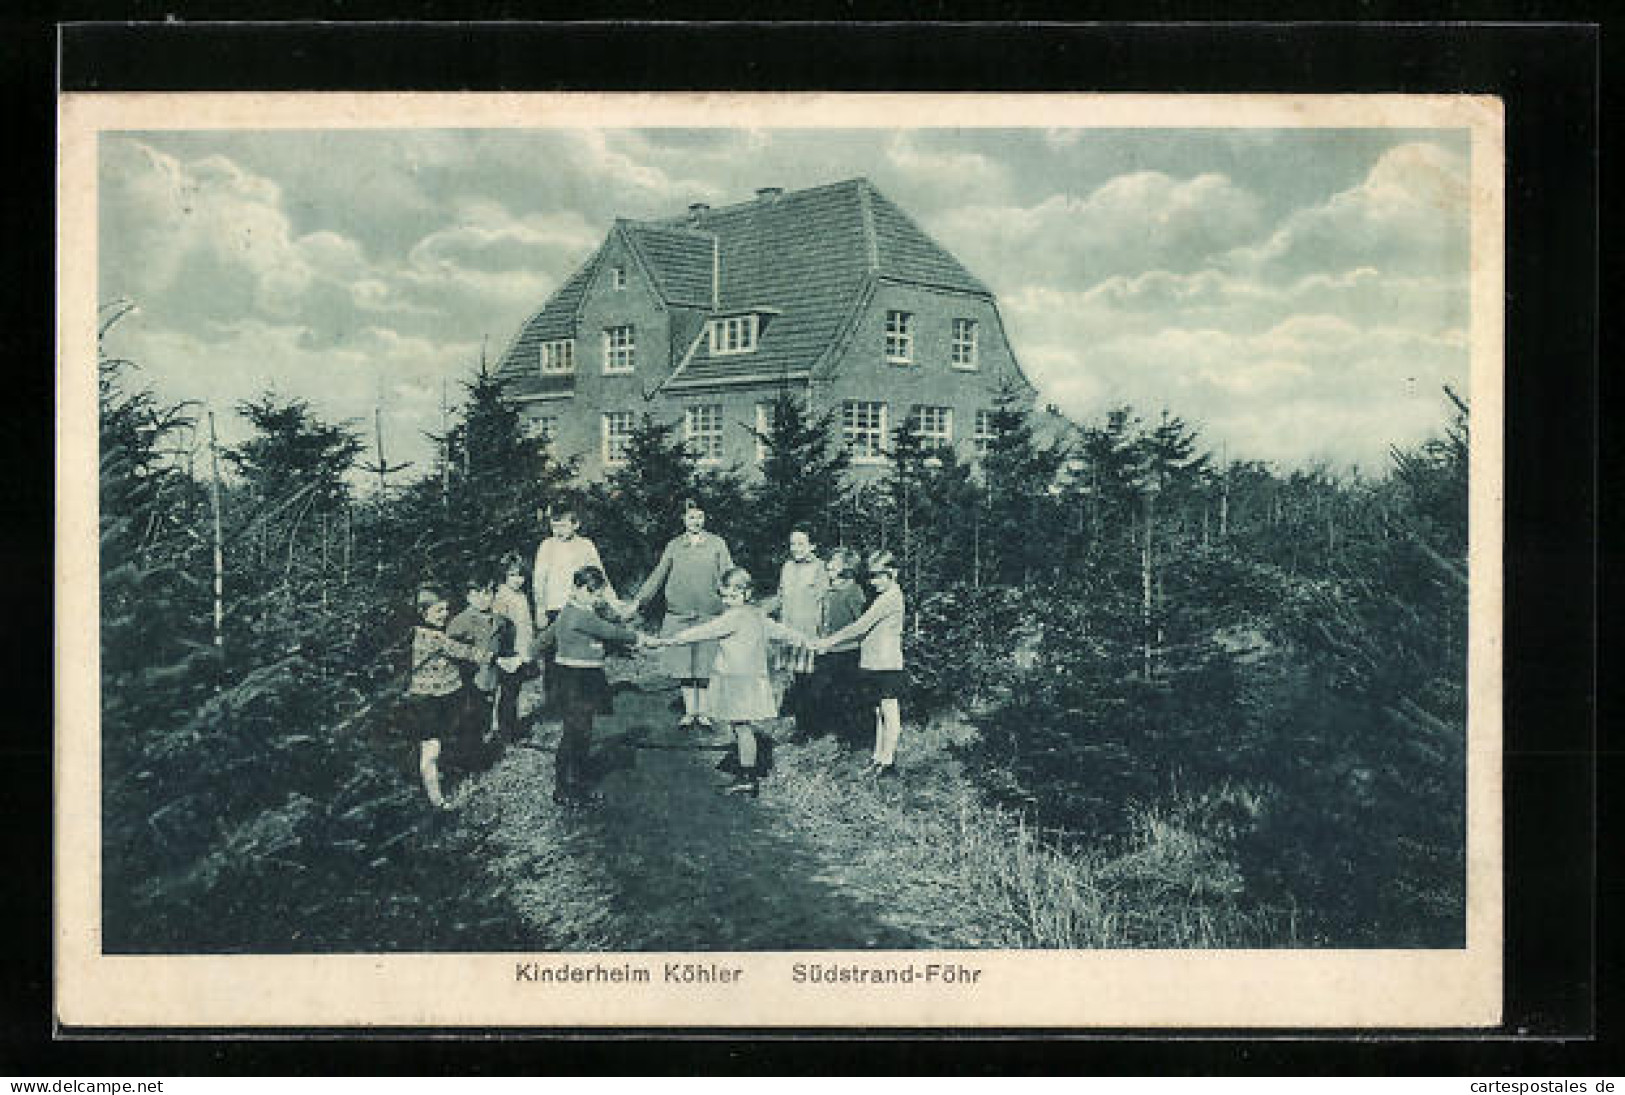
621 223 714 308
492 247 602 386
496 177 996 391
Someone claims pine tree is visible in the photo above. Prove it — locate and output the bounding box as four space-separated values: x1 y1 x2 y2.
747 388 850 573
980 381 1067 585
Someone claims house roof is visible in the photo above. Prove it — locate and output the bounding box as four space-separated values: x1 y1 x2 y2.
495 177 998 391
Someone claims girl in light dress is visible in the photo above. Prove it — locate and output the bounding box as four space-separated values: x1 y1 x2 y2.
812 550 908 779
647 566 810 798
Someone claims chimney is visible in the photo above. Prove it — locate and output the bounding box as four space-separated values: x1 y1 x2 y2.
687 202 709 223
755 186 783 202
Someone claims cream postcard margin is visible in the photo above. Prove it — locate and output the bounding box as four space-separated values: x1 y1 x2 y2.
55 92 1505 1029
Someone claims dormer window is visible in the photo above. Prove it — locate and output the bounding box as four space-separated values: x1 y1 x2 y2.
610 266 628 291
708 314 760 356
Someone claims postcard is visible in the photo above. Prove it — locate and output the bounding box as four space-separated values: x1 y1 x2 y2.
57 91 1503 1028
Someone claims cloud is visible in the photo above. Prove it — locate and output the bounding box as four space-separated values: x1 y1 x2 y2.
1222 140 1469 279
933 169 1265 289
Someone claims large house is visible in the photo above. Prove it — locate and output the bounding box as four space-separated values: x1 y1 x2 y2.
494 177 1034 480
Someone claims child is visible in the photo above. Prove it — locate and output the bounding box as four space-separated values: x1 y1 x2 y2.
447 576 507 772
810 547 868 746
407 590 494 809
760 527 828 738
532 506 618 626
550 565 645 806
648 567 810 798
813 550 907 779
490 554 538 744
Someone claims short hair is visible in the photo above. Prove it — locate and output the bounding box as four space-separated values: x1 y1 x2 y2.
546 505 579 523
867 549 898 576
719 566 753 599
572 565 608 592
500 551 526 574
417 589 447 619
465 574 496 594
682 498 703 514
788 525 814 542
827 547 861 577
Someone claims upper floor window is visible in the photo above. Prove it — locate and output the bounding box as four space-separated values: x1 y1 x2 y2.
842 400 888 464
884 310 914 364
974 409 998 458
603 325 636 374
909 405 954 451
540 339 575 375
610 265 628 290
951 318 979 370
602 411 635 466
684 404 724 465
709 314 759 356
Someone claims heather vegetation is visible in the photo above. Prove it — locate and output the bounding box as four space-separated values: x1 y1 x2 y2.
99 334 1468 952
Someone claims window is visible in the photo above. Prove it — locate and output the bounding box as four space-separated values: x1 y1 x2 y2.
842 400 888 463
610 266 628 290
884 310 914 363
603 325 635 374
909 405 954 451
540 339 574 375
684 404 724 464
527 416 559 449
951 318 979 370
708 314 759 355
602 411 635 466
974 409 998 458
755 402 778 462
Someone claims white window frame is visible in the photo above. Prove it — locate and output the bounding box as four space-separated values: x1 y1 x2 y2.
611 265 628 290
708 314 760 356
909 405 954 451
754 402 777 462
684 404 725 465
602 325 636 374
842 400 889 464
973 409 998 458
539 338 575 375
884 310 914 364
602 411 635 466
951 318 979 370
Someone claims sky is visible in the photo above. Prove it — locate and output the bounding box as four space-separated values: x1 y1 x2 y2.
99 126 1472 477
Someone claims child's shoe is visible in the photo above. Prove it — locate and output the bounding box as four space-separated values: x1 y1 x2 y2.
722 775 759 798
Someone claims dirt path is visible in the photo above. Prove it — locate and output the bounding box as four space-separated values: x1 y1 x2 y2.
468 674 928 952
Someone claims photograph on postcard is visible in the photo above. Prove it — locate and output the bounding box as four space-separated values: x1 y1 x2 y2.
57 93 1503 1027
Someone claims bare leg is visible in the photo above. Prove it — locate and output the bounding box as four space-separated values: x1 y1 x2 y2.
874 698 902 767
870 707 885 765
736 722 758 771
419 739 447 809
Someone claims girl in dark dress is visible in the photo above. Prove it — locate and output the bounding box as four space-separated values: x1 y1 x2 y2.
549 566 647 806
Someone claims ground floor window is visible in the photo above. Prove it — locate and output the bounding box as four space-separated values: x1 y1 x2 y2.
908 405 954 451
602 410 635 465
842 400 888 463
684 403 724 464
974 409 997 458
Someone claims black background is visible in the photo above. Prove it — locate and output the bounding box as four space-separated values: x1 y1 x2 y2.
4 9 1607 1076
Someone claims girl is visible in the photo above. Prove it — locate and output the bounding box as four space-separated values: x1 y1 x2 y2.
810 547 868 746
813 550 907 779
550 565 645 806
628 499 734 732
490 553 538 744
760 527 828 737
407 590 494 809
648 567 809 798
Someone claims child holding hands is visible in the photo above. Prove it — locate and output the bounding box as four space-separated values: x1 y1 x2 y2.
549 565 646 806
647 566 810 798
812 550 908 779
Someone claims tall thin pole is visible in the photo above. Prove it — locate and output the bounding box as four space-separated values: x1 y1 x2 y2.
440 380 450 507
207 411 225 653
374 406 388 496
